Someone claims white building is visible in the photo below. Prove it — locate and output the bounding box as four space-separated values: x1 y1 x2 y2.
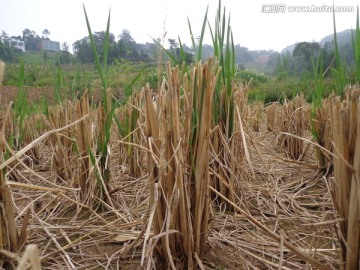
1 38 26 52
37 39 60 52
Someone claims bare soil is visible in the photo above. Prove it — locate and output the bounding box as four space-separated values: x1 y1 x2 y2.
0 86 106 108
0 86 55 107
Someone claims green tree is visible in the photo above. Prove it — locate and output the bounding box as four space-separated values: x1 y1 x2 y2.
93 31 115 62
166 38 193 64
73 32 118 63
22 29 40 51
73 29 153 63
118 29 139 60
0 40 14 61
42 29 50 39
293 42 321 74
234 44 253 65
168 38 179 60
0 31 10 45
73 37 94 63
168 38 178 49
320 46 335 75
119 29 135 46
60 42 71 64
275 52 291 80
267 52 281 73
62 42 69 52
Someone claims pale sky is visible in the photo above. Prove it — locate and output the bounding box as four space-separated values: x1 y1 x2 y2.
0 0 358 52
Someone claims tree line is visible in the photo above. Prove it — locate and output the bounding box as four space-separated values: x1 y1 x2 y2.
0 27 356 81
266 42 334 79
73 29 153 63
72 29 196 64
267 38 357 81
0 28 195 65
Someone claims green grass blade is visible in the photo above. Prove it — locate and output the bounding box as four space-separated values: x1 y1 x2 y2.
208 22 215 46
225 16 232 91
113 66 146 107
114 115 125 135
83 5 112 185
197 6 208 62
54 66 64 104
187 17 197 60
151 37 179 65
41 90 49 118
178 36 186 64
83 5 107 91
231 31 235 76
332 7 345 95
354 6 360 81
311 53 324 109
103 10 111 70
186 5 207 62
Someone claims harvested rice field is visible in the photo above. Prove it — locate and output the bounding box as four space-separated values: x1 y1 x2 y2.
1 2 360 267
1 57 359 270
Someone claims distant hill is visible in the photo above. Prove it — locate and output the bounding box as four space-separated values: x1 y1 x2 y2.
319 29 355 47
280 29 356 54
281 44 296 54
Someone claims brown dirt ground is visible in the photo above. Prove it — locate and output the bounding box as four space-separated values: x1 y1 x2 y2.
0 86 55 107
0 86 107 108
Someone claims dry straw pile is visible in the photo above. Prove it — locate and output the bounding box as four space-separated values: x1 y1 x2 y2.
330 87 360 270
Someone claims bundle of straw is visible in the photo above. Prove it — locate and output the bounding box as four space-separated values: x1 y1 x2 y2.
75 90 97 205
280 93 307 160
115 90 145 177
311 98 332 170
265 103 278 132
0 61 20 266
48 102 75 182
330 88 360 269
143 59 220 268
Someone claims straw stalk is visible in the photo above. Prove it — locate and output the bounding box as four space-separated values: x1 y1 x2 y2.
144 59 220 268
330 88 360 270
